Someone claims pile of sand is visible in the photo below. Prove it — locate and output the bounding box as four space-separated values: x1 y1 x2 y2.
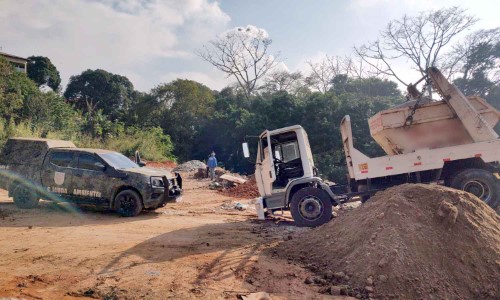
220 176 260 199
276 184 500 299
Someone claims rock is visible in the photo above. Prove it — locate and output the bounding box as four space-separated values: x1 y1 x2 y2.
378 257 387 268
366 276 374 286
437 200 458 226
323 270 334 279
241 291 272 300
378 274 388 283
365 286 374 293
334 272 346 280
234 202 247 210
340 285 349 295
209 182 222 190
329 285 342 295
377 212 385 219
304 277 313 284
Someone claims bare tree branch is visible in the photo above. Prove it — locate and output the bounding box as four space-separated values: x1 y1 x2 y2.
198 26 280 99
355 7 477 88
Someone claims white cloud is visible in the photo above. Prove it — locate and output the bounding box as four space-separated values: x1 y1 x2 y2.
0 0 230 90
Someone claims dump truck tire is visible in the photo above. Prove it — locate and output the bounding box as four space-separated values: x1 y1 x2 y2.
290 187 332 227
12 184 39 209
115 189 143 217
450 168 500 209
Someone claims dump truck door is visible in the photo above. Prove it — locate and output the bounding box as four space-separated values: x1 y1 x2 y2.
256 131 276 196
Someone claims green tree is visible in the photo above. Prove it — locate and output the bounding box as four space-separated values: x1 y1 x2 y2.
0 57 40 123
151 79 216 160
64 69 135 120
27 56 61 91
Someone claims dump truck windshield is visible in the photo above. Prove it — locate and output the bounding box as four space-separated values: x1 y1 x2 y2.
99 152 138 169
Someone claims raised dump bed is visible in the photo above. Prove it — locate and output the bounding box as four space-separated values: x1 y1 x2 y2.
369 96 500 155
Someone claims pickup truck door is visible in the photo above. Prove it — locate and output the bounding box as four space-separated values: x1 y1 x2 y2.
70 153 110 205
41 150 76 199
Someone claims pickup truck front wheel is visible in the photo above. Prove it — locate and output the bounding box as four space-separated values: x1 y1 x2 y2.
115 189 143 217
290 187 332 227
12 184 39 209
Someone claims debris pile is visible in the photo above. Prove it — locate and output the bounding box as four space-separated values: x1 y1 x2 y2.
173 160 206 172
193 167 226 179
220 176 260 199
276 184 500 299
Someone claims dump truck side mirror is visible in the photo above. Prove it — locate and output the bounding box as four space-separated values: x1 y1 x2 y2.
242 143 250 158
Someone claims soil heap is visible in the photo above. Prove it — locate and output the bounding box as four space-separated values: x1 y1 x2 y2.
220 176 260 199
277 184 500 299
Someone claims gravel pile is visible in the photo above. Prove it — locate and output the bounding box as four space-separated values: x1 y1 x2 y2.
275 184 500 299
173 160 206 172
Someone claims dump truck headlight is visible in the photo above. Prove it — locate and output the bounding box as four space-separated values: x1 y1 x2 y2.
151 177 164 188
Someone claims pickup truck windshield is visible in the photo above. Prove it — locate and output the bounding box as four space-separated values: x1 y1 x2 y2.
99 153 138 169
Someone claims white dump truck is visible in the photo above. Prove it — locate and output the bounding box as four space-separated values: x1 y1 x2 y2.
242 67 500 227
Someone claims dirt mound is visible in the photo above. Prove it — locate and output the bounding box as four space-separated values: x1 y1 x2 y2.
220 176 260 199
276 184 500 299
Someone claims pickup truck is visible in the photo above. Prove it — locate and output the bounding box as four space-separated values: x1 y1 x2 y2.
0 137 182 216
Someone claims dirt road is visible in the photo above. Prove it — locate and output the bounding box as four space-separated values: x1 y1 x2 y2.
0 176 349 300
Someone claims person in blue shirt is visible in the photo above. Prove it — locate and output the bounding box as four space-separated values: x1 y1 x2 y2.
207 151 218 180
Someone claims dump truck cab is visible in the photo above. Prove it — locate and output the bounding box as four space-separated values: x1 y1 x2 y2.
245 126 338 227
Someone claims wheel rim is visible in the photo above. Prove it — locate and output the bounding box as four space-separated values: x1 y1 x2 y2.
16 187 31 203
463 180 491 203
119 194 137 211
298 196 323 221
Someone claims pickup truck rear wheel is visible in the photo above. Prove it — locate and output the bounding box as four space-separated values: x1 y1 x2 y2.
450 168 500 209
12 184 39 209
290 187 332 227
115 190 143 217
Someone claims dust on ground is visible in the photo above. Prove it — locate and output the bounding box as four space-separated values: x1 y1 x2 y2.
0 175 351 300
275 184 500 300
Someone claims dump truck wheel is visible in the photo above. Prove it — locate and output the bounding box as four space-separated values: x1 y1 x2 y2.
290 187 332 227
12 184 39 209
450 168 500 209
115 189 143 217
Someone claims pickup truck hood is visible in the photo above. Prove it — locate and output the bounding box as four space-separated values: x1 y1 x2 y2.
121 167 174 179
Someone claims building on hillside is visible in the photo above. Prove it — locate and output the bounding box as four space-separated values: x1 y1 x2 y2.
0 51 28 73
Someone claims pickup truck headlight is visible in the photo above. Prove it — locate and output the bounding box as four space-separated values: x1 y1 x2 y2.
151 176 164 188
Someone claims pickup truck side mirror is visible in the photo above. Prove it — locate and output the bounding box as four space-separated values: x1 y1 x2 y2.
242 143 250 158
135 150 145 167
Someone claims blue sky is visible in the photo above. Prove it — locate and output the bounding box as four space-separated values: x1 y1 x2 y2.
1 0 498 91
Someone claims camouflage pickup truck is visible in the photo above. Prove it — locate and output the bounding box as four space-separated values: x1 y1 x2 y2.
0 138 182 216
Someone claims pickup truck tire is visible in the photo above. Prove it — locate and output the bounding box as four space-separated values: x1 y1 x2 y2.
115 189 143 217
290 187 332 227
12 184 39 209
450 168 500 209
